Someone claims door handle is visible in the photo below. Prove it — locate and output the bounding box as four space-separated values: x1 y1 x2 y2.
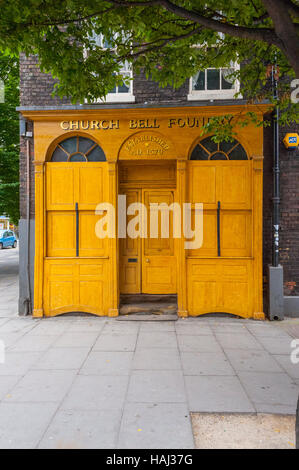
217 201 221 257
75 202 79 257
146 258 150 263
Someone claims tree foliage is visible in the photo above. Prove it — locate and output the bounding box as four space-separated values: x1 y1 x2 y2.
0 0 298 138
0 56 19 225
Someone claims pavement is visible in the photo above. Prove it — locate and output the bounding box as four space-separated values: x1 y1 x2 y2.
0 245 19 317
0 246 298 449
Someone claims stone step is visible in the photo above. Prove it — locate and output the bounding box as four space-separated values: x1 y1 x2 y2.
120 294 177 304
119 302 177 316
116 314 178 322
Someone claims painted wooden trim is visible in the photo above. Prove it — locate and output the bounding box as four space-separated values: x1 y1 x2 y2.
108 161 119 317
252 155 264 318
176 160 188 317
33 161 45 317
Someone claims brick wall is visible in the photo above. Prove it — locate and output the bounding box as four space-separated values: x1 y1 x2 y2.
279 123 299 295
19 121 35 219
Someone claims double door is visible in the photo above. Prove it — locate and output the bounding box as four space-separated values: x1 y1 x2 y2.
43 162 109 316
120 189 177 294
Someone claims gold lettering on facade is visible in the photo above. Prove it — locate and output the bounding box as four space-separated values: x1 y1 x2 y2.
129 119 160 129
59 117 212 132
124 134 170 156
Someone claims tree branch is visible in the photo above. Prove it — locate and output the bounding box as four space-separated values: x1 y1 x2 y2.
108 0 281 47
279 0 299 18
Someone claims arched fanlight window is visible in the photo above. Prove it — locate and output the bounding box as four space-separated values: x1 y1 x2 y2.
50 136 106 162
190 136 248 161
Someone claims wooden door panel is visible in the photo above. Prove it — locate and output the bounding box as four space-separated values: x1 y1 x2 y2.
79 280 104 313
142 257 176 294
142 190 176 294
188 164 217 207
187 210 217 257
78 165 107 209
218 164 251 209
119 189 141 294
46 165 75 210
221 212 252 257
187 259 252 317
79 212 107 257
47 212 76 257
44 259 107 316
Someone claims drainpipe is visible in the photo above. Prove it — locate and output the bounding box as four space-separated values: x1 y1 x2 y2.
268 61 284 320
272 61 280 267
20 118 32 316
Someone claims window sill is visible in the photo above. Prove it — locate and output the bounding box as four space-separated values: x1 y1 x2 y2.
92 94 136 104
187 92 240 101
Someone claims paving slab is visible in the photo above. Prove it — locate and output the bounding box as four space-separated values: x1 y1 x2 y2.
273 354 299 379
28 321 70 336
256 336 294 355
101 322 140 335
0 332 28 348
38 409 122 449
93 334 137 352
246 323 293 338
177 334 222 353
53 331 99 348
32 347 90 370
4 369 77 402
133 348 181 370
215 332 264 351
0 319 36 334
225 349 284 373
139 321 175 332
185 375 255 412
118 403 194 449
127 370 186 403
238 372 299 409
9 334 59 352
0 402 57 449
0 376 20 400
67 319 106 333
0 351 41 376
181 352 235 376
175 323 213 336
61 375 129 410
80 351 133 375
210 324 249 334
137 332 178 349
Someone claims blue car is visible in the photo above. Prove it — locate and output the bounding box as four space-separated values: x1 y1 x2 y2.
0 230 17 249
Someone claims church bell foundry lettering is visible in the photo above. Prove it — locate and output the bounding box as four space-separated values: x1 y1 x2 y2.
60 120 120 130
59 116 211 131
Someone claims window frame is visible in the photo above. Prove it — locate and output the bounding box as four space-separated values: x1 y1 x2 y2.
188 63 241 101
85 32 135 104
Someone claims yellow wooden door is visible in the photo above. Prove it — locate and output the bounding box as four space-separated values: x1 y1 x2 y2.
119 189 142 294
187 161 254 317
44 163 109 316
142 189 177 294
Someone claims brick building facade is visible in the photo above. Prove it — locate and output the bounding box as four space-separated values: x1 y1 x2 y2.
18 53 299 318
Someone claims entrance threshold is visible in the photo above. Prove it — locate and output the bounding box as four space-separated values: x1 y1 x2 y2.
118 294 178 321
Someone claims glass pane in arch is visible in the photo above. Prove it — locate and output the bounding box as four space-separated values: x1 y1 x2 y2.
51 147 68 162
60 137 77 154
87 146 106 161
210 152 227 160
190 145 209 160
200 137 218 154
228 144 248 160
78 137 95 154
69 153 86 162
